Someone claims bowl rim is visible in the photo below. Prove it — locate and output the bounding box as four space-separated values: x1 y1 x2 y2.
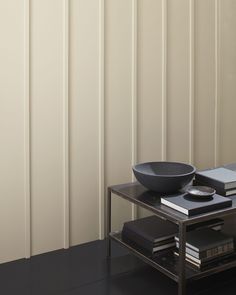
132 161 196 178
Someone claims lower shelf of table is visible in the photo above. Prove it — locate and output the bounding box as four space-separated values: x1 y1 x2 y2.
109 231 236 283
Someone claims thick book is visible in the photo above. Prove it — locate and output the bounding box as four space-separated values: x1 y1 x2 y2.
224 163 236 172
193 179 236 196
122 233 175 254
122 227 174 251
175 228 234 253
174 251 235 270
122 215 178 244
176 241 234 260
195 167 236 190
161 193 232 216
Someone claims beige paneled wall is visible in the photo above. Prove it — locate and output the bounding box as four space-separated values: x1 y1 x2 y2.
220 0 236 164
69 0 100 245
167 0 192 163
0 0 236 263
105 0 134 230
194 0 216 169
0 0 26 262
30 0 65 256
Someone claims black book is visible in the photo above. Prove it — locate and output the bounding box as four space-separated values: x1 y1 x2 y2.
122 216 177 252
161 193 232 216
195 167 236 190
122 226 174 248
176 240 234 260
175 228 234 253
122 233 175 254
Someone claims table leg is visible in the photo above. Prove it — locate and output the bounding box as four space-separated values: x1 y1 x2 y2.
178 222 186 295
106 187 111 258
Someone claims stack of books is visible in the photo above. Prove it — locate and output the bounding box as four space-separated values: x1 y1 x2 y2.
175 228 235 269
122 216 178 255
194 164 236 196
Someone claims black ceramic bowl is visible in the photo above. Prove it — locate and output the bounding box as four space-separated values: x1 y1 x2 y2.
132 161 196 193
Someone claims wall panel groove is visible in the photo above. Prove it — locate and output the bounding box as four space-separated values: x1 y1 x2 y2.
214 0 220 166
24 0 31 259
63 0 69 249
99 0 105 239
131 0 138 220
189 0 195 164
162 0 167 161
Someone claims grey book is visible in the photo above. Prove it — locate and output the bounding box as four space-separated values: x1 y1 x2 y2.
224 163 236 172
195 167 236 190
193 179 236 196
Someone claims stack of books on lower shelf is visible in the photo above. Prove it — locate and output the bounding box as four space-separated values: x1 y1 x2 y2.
174 228 235 270
121 216 178 256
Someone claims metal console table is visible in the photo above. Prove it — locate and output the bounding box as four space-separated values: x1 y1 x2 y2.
105 182 236 295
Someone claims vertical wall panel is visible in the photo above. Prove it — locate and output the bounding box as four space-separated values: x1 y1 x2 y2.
31 0 64 255
137 0 163 217
0 0 26 263
62 0 69 249
98 0 105 239
70 0 100 245
219 0 236 164
137 0 163 163
194 0 216 169
105 0 133 230
167 0 190 162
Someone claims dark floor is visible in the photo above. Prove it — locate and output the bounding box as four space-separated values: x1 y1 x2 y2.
1 240 236 295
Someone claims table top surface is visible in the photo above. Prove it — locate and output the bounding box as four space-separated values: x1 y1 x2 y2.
109 182 236 225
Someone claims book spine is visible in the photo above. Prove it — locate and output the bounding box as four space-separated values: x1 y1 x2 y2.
203 242 234 259
189 199 232 216
122 234 159 255
176 241 234 260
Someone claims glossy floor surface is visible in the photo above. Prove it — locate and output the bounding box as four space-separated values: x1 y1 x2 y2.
0 240 236 295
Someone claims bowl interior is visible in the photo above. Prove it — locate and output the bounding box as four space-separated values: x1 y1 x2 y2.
134 162 195 177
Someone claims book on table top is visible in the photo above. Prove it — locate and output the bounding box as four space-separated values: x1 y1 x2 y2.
193 179 236 196
175 228 234 253
161 193 232 216
224 163 236 172
122 215 178 244
195 167 236 190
